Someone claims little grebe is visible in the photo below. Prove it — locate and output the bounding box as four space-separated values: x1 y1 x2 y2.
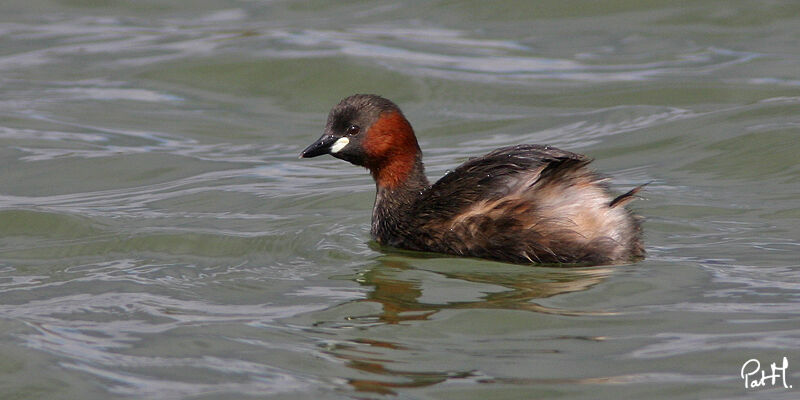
300 94 644 265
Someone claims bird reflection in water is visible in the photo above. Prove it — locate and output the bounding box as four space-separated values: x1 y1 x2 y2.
315 255 615 395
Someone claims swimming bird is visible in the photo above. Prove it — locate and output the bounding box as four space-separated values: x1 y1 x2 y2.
300 94 644 265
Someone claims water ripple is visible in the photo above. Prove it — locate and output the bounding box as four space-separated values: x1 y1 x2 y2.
263 30 761 83
628 330 800 359
1 290 331 396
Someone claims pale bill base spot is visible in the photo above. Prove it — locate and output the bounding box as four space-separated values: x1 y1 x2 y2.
331 137 349 153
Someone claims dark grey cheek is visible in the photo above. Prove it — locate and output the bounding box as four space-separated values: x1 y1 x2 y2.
332 149 364 166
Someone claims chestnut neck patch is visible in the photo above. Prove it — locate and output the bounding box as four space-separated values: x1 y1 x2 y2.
363 111 422 190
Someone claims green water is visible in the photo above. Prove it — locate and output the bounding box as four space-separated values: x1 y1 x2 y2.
0 1 798 399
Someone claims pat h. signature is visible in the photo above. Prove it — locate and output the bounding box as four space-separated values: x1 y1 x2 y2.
741 357 792 389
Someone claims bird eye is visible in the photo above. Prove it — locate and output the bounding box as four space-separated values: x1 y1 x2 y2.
345 124 360 136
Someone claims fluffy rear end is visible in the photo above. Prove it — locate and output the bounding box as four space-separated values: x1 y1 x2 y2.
434 159 643 264
523 160 644 263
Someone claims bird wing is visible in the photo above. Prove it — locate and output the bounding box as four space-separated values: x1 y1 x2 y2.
417 144 591 217
409 144 618 263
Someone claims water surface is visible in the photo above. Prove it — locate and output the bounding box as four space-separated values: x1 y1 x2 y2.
0 1 799 399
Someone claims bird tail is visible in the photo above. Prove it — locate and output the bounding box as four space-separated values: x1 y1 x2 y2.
609 182 650 208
